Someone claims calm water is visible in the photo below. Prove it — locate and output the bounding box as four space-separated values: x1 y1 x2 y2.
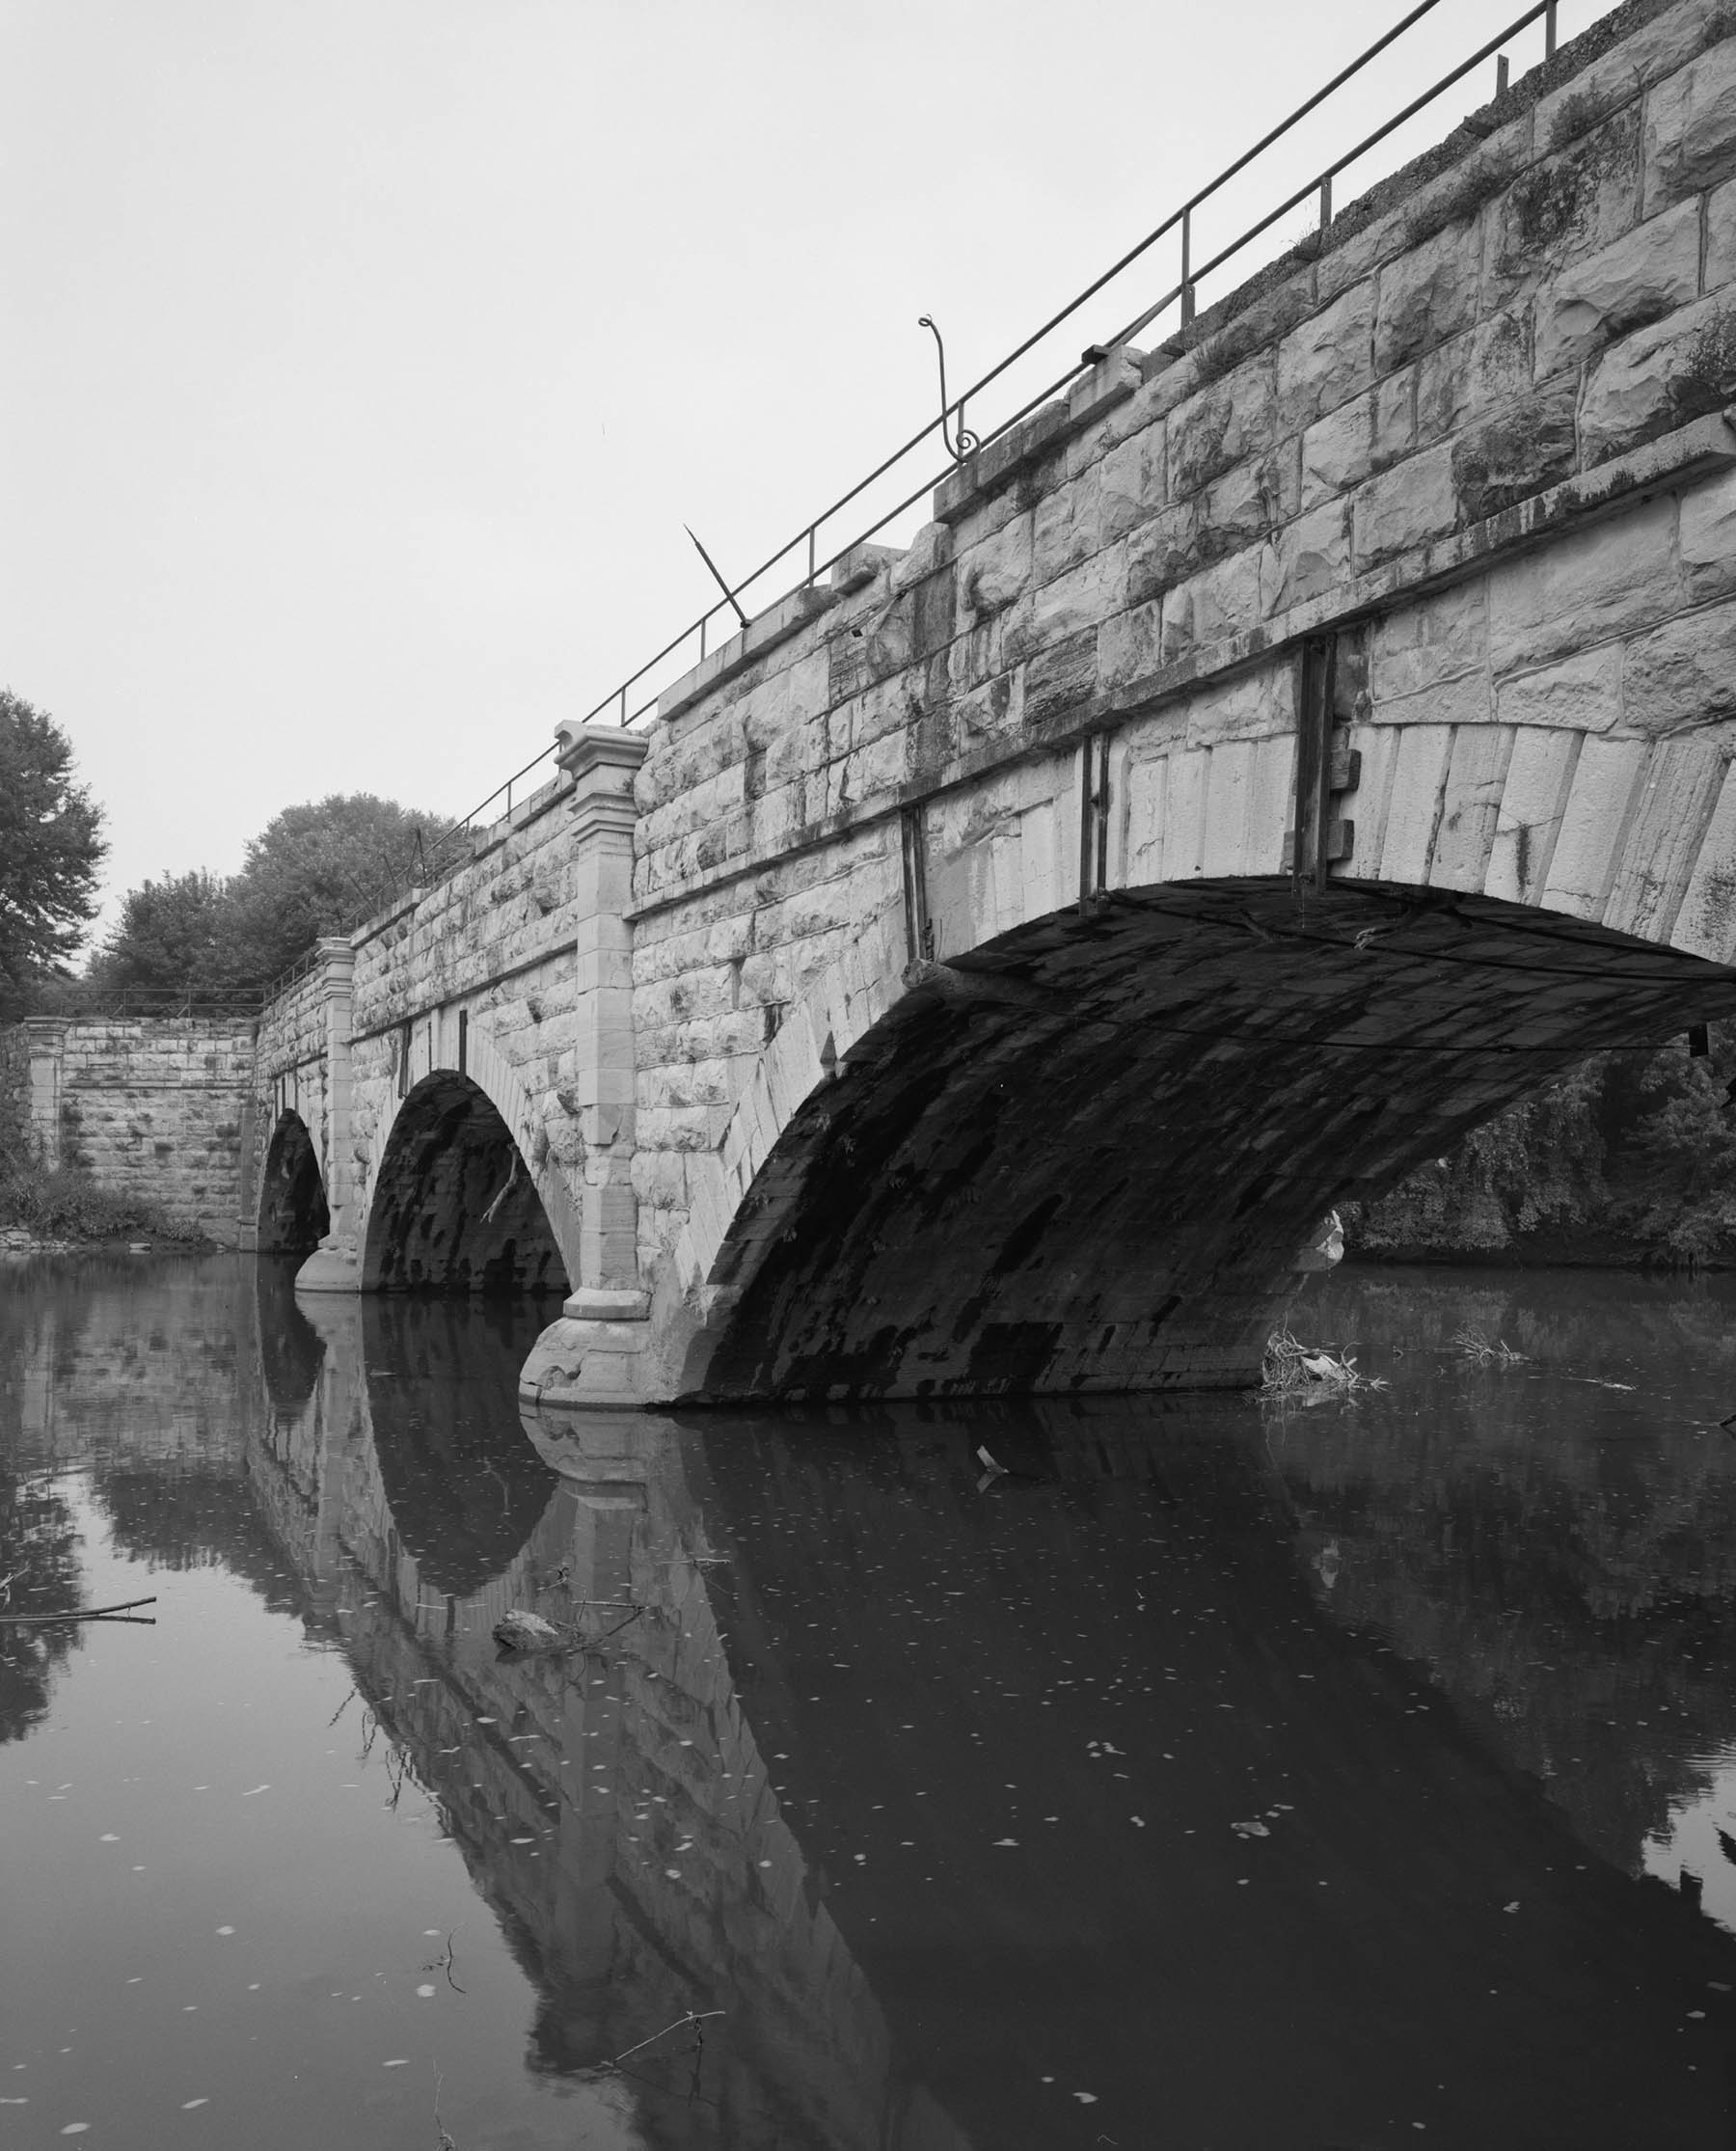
4 1261 1736 2148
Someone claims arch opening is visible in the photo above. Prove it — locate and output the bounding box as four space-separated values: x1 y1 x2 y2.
364 1072 569 1297
681 878 1736 1402
257 1111 330 1256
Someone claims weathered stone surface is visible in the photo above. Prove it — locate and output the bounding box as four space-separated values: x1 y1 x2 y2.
1261 501 1350 616
1350 444 1458 568
1486 494 1679 673
1417 313 1533 443
1302 394 1373 506
1494 645 1624 734
1373 223 1480 372
1370 581 1487 706
1645 32 1736 206
1678 461 1736 598
1622 596 1736 731
1451 378 1580 523
1276 281 1377 435
1488 107 1643 302
1533 198 1702 375
1579 292 1736 465
1167 356 1278 500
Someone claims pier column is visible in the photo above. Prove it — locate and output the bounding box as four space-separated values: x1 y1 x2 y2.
20 1019 68 1169
520 722 653 1406
293 939 362 1293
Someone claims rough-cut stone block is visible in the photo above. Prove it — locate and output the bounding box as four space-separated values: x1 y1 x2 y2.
1099 598 1163 696
1160 548 1264 660
1679 462 1736 601
1370 581 1487 706
1261 503 1350 616
1140 749 1207 887
1534 199 1702 377
1604 734 1730 939
1487 493 1679 673
1705 170 1736 292
1494 643 1624 734
1374 222 1479 373
1276 281 1376 435
1430 725 1515 891
1377 724 1454 885
1350 444 1458 569
1167 356 1278 501
1622 596 1736 733
1489 107 1642 303
1578 292 1736 465
1371 667 1489 730
1417 313 1533 447
1541 736 1649 917
1302 394 1373 507
1485 727 1583 905
1646 33 1736 208
1674 753 1736 960
1182 663 1294 749
1451 376 1580 523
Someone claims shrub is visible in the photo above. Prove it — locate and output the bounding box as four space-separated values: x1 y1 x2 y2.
0 1161 201 1244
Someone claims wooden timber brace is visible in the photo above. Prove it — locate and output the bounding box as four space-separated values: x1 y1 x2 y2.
1285 634 1359 891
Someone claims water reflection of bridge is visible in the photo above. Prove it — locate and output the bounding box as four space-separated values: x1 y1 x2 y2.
238 1260 1736 2149
249 1273 970 2151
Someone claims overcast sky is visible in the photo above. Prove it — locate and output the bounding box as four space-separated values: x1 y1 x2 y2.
2 0 1593 944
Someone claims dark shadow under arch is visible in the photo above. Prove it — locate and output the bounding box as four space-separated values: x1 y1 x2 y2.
257 1111 330 1256
684 877 1736 1401
364 1072 569 1297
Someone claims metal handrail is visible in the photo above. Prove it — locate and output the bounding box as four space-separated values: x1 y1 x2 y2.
259 0 1565 1017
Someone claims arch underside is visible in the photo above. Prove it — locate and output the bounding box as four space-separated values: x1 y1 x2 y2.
257 1111 330 1256
684 877 1736 1402
364 1072 569 1297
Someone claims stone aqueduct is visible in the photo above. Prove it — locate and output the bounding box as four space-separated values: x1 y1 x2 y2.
240 0 1736 1403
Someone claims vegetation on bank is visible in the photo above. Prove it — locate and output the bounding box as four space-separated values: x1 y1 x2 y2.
0 1083 197 1247
1347 1021 1736 1268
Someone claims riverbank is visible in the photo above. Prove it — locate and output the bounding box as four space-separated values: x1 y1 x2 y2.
1345 1036 1736 1270
0 1162 208 1256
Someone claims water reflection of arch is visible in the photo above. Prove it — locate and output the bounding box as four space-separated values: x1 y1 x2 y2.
361 1071 571 1297
246 1294 971 2148
256 1108 330 1255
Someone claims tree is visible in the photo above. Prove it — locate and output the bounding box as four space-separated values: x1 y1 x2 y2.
224 794 445 983
97 792 444 992
0 690 106 1009
90 870 247 994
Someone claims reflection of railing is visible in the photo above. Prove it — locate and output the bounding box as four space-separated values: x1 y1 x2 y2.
259 0 1568 1018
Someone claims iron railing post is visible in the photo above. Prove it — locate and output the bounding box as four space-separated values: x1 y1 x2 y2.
1180 204 1195 327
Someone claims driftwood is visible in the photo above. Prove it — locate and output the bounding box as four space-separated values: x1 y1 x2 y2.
0 1595 157 1625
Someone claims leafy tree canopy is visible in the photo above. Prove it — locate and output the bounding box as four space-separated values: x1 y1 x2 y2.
95 792 443 993
0 689 106 1010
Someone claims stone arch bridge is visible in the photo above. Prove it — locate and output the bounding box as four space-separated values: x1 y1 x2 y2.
253 0 1736 1404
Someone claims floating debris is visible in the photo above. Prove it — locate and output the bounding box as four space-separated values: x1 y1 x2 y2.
1261 1329 1385 1397
1451 1328 1526 1367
